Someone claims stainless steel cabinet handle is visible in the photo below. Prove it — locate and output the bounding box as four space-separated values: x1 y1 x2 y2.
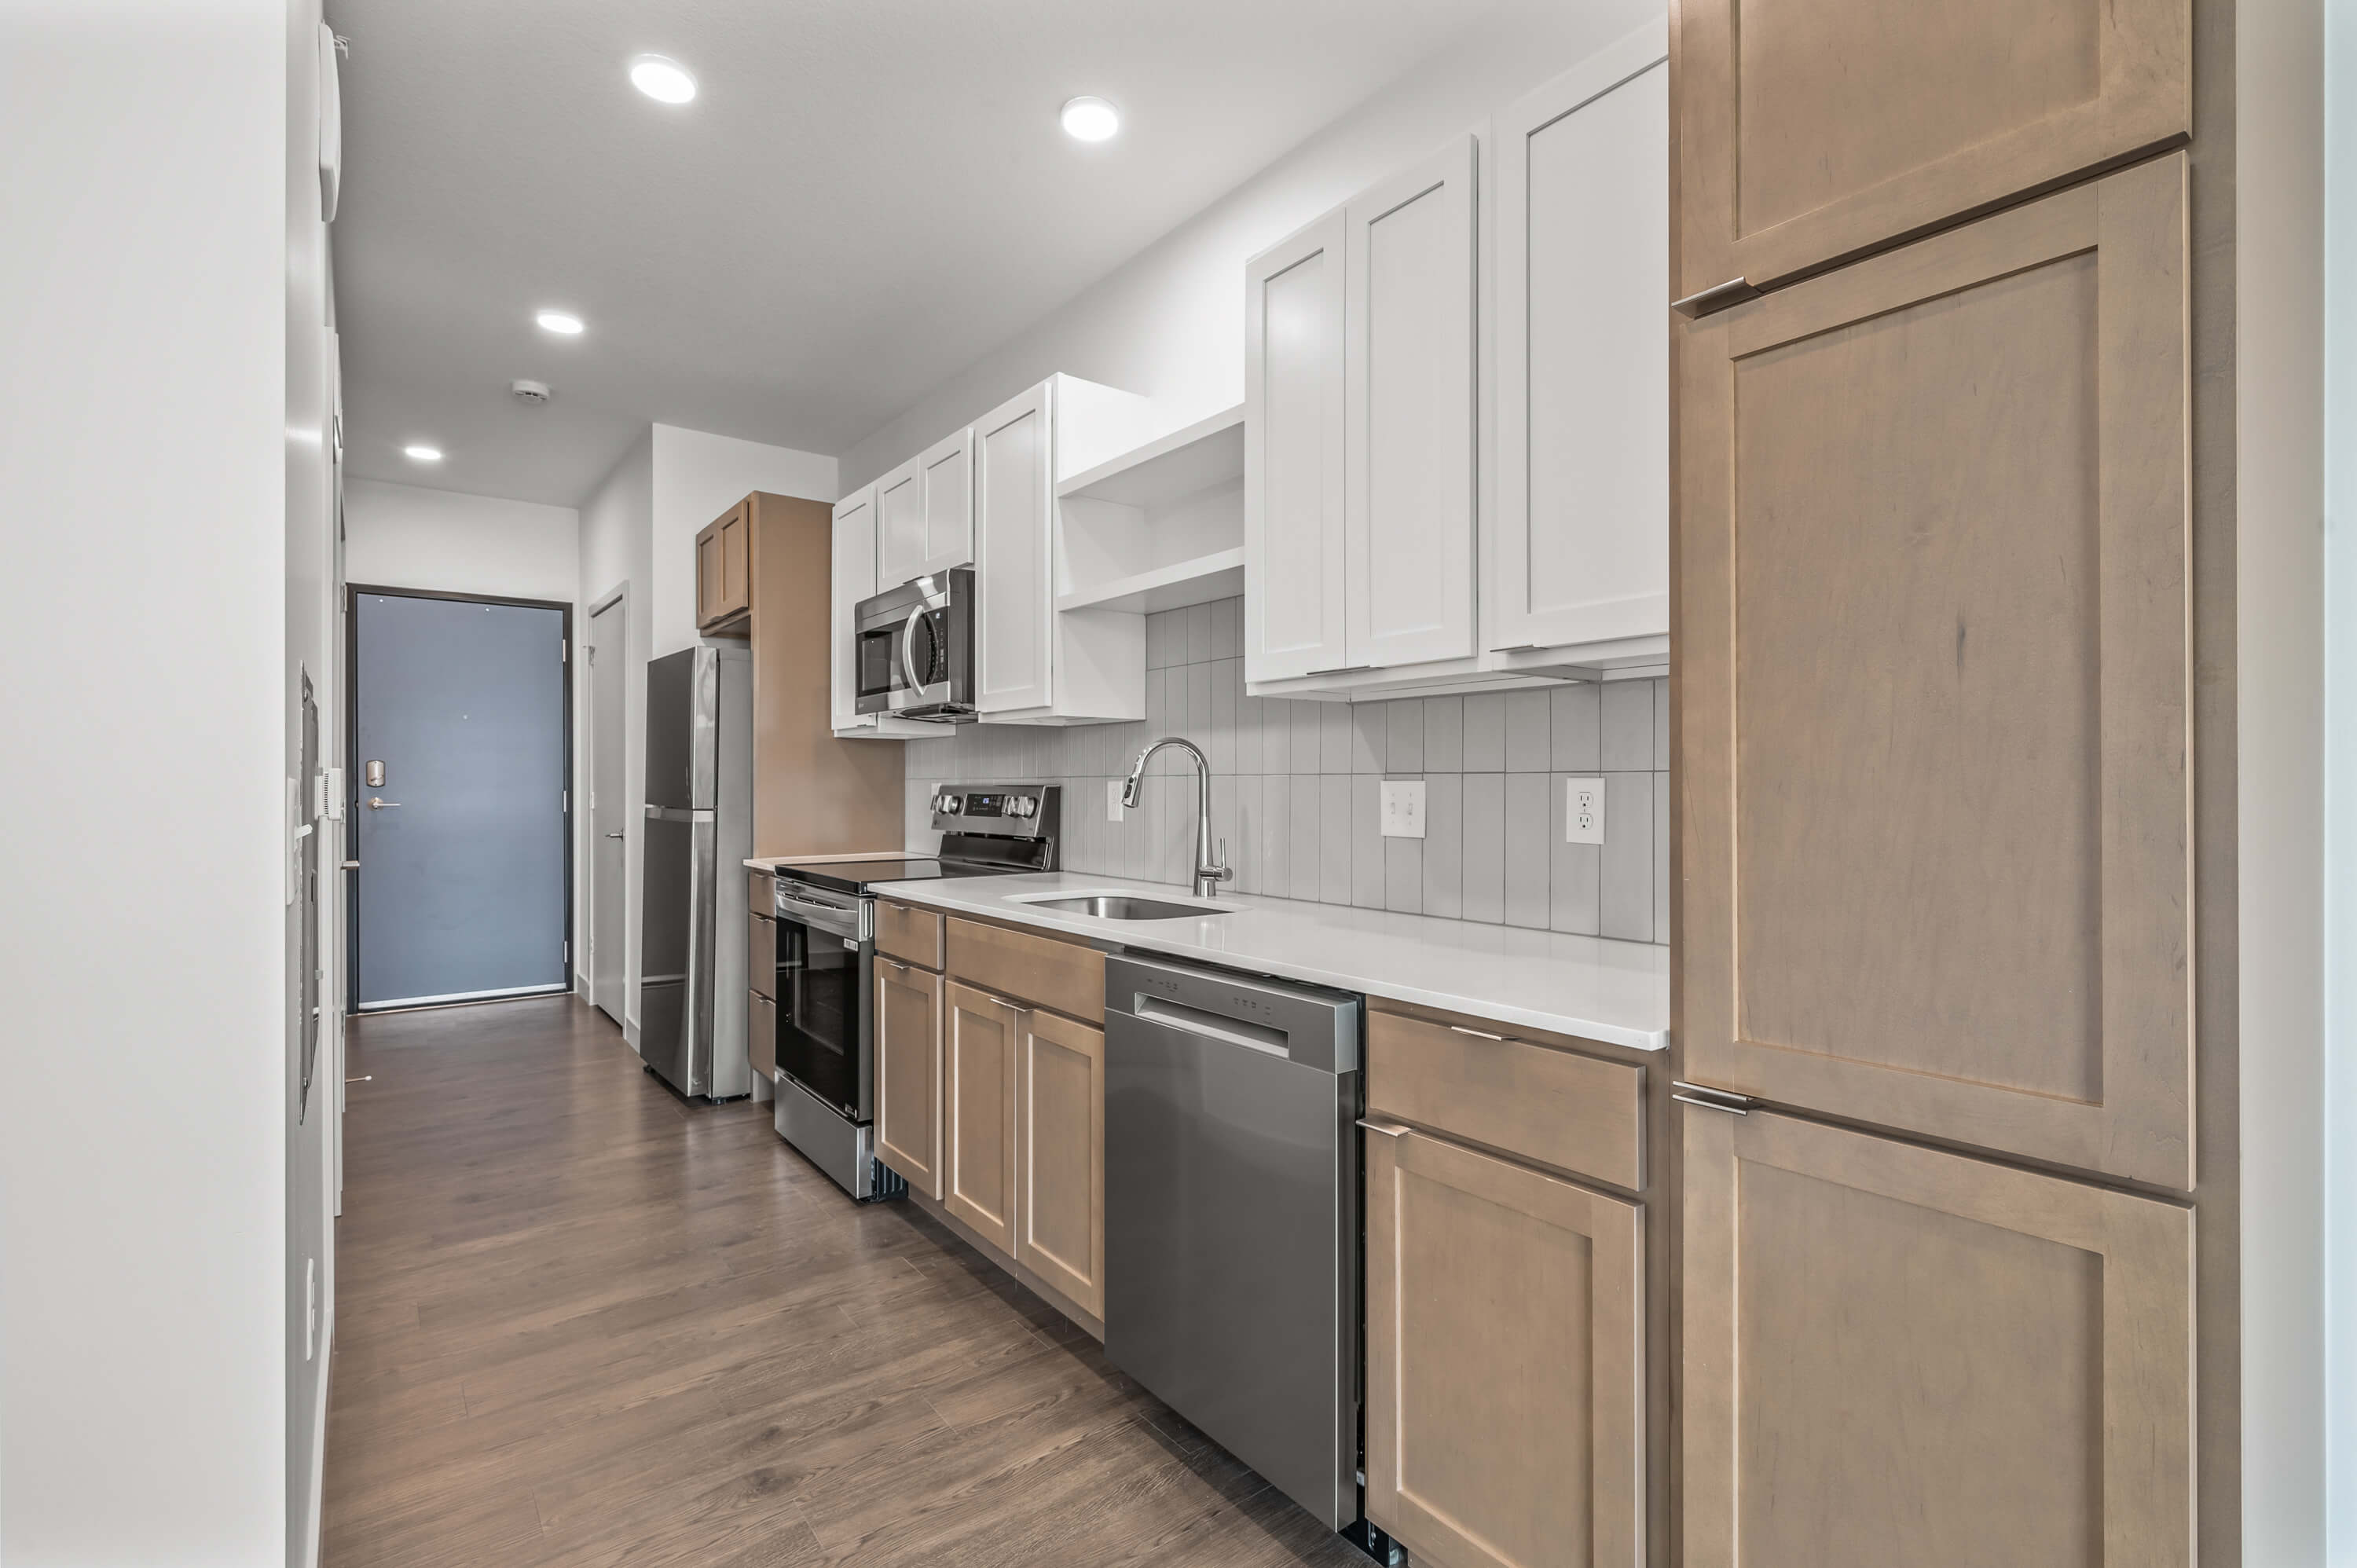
1671 1079 1753 1115
1357 1119 1410 1139
1305 663 1374 677
1448 1024 1506 1041
879 957 908 973
603 831 625 840
1670 277 1761 317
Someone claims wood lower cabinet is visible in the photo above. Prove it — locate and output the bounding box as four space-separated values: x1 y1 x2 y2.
1675 0 2188 295
1365 1123 1643 1568
1681 1106 2194 1568
1015 1008 1104 1318
875 957 943 1199
1679 155 2194 1189
944 981 1020 1253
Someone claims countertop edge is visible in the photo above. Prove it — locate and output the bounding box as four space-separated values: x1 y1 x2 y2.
870 878 1670 1053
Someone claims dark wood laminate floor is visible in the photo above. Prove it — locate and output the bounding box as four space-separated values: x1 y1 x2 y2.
324 995 1365 1568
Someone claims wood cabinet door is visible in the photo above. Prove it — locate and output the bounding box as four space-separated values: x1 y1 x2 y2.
746 988 775 1081
874 957 941 1198
1365 1123 1642 1568
1343 134 1476 669
944 981 1019 1252
875 456 925 590
830 486 876 731
1682 1106 2194 1568
1490 27 1670 658
716 502 750 621
1016 1009 1103 1317
1245 208 1349 683
917 427 975 579
1679 155 2193 1187
1676 0 2188 296
973 381 1053 714
695 522 721 627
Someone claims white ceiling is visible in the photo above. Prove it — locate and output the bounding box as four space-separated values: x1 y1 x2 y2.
328 0 1513 507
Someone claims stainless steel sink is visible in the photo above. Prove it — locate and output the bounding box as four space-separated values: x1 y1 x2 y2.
1026 894 1228 921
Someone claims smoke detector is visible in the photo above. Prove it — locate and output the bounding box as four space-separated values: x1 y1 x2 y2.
511 379 552 405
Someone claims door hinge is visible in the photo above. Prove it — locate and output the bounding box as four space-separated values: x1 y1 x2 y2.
1671 1080 1754 1116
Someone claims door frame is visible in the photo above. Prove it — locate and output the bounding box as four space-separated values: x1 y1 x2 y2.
342 582 575 1014
583 581 629 1020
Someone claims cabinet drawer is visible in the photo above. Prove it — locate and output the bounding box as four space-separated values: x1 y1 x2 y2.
747 870 772 918
749 911 775 1001
1368 1009 1642 1191
946 917 1103 1024
877 898 944 971
747 990 776 1081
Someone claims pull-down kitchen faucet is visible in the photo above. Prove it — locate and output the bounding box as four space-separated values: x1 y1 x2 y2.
1124 737 1233 899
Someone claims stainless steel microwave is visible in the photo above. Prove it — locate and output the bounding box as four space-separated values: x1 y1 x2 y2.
855 567 976 722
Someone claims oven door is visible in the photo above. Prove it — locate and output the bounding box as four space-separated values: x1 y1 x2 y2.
770 883 871 1120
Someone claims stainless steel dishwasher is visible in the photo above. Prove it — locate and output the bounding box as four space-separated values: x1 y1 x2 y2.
1102 952 1364 1533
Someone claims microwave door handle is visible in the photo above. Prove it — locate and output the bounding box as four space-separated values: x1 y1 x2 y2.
900 605 927 693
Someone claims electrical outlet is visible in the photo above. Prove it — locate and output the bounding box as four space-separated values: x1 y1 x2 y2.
1565 777 1605 844
1380 779 1426 839
1106 779 1127 822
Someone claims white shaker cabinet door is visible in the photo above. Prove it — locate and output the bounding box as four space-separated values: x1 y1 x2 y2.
1344 134 1477 670
831 485 878 732
1491 24 1670 658
973 383 1053 715
1245 209 1350 683
918 427 975 579
875 456 926 591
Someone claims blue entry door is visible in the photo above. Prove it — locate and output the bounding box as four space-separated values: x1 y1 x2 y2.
353 591 568 1009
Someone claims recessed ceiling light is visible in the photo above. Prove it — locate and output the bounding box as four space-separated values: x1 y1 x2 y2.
629 54 697 104
403 444 443 463
1060 96 1120 142
535 310 585 335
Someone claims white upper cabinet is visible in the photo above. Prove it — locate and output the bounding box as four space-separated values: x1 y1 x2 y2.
974 383 1054 715
876 427 974 590
973 373 1156 723
832 483 935 738
1245 211 1349 683
1346 134 1478 670
1490 23 1670 662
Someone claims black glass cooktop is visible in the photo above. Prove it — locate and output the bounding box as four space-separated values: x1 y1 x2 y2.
770 856 1006 894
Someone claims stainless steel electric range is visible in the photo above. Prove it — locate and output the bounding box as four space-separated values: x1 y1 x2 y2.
762 783 1060 1200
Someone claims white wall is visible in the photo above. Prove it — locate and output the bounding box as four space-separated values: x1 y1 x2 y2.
0 2 290 1561
2241 0 2331 1563
2325 0 2357 1557
345 478 581 604
648 423 836 657
838 0 1655 491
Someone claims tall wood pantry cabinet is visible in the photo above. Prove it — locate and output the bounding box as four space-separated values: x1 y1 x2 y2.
1673 2 2201 1564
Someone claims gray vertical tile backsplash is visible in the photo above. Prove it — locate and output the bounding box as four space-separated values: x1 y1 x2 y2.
898 595 1670 945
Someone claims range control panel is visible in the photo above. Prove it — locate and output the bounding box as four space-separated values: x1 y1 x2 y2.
930 782 1054 838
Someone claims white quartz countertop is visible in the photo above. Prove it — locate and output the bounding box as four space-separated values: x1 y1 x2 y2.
742 852 922 872
866 870 1670 1052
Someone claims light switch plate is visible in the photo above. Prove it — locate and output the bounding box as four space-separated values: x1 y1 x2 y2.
1566 777 1605 844
1381 779 1426 839
1106 779 1127 822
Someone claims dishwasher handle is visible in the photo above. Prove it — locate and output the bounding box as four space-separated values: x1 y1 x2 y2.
1132 994 1295 1061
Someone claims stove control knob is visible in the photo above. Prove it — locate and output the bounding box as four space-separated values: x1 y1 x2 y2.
1011 796 1035 818
934 791 957 815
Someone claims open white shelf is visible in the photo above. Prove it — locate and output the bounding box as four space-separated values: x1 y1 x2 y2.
1058 404 1244 509
1057 547 1245 615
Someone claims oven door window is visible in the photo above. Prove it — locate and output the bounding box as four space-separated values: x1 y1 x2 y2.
774 916 860 1114
856 626 902 705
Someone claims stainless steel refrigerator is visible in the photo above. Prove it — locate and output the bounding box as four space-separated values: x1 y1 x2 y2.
638 645 753 1098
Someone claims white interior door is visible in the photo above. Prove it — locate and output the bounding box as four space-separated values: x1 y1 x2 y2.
1491 24 1670 655
1245 210 1349 682
1345 135 1477 669
588 594 627 1023
974 383 1053 713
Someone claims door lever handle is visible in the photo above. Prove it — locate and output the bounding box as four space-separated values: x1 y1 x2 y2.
603 831 625 840
366 797 400 809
